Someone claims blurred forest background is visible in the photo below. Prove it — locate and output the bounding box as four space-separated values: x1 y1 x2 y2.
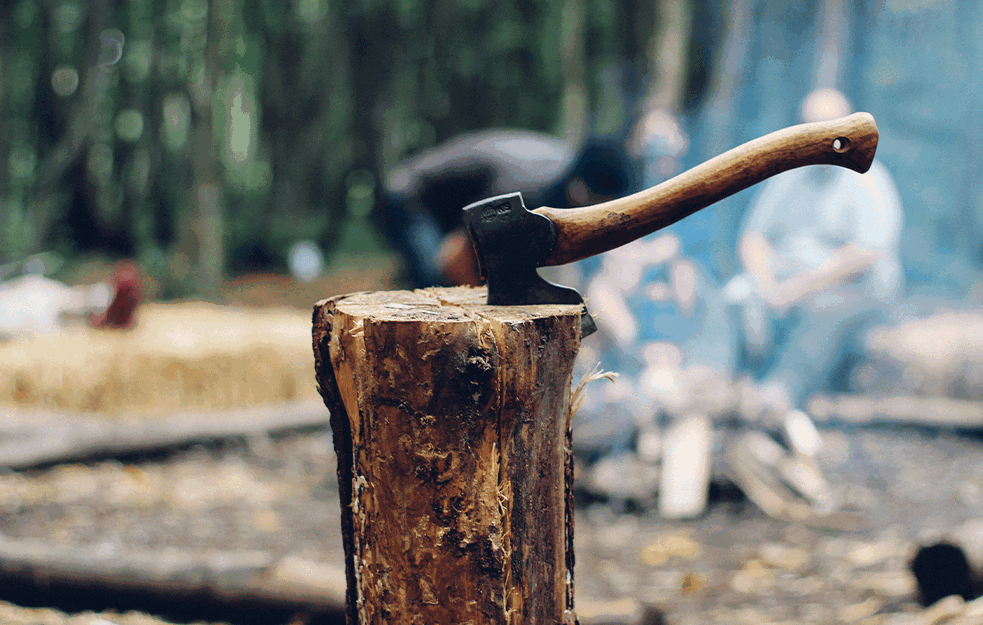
1 0 981 302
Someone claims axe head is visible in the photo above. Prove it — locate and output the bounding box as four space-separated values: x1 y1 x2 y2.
462 192 597 336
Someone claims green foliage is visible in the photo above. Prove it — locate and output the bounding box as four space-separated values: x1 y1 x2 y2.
0 0 659 294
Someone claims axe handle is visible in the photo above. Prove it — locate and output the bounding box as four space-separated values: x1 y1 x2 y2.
535 112 879 267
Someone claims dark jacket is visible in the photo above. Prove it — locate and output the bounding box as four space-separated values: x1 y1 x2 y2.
374 129 638 287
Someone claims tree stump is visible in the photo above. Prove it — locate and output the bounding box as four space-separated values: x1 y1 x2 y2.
312 286 583 625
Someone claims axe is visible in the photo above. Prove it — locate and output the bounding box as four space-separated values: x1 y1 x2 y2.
462 112 879 336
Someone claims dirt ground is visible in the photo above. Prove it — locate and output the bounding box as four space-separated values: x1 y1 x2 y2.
1 268 982 625
3 416 983 625
575 424 983 625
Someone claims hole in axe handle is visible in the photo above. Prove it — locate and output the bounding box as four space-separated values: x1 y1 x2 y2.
832 137 850 152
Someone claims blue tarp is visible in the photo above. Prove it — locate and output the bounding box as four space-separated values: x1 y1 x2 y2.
662 1 982 299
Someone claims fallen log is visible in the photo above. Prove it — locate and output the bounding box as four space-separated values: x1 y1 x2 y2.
0 537 346 611
807 394 983 429
0 537 639 625
0 400 329 469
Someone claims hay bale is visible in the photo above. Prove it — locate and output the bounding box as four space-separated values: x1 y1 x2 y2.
0 302 319 415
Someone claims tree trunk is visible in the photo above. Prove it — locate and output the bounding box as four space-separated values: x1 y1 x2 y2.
312 286 583 625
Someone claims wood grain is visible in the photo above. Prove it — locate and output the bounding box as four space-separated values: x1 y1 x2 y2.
313 286 582 625
538 112 878 266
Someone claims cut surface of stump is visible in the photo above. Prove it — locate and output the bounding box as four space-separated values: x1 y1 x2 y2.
313 286 582 625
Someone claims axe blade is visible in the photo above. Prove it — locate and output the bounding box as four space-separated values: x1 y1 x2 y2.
463 192 596 336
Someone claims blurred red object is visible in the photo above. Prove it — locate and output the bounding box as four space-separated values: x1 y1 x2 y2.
91 261 143 329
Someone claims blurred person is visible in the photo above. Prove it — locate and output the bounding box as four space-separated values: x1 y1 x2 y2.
371 130 640 288
0 259 142 339
586 231 734 380
577 232 735 438
629 107 689 184
640 246 734 380
724 88 905 415
90 261 143 329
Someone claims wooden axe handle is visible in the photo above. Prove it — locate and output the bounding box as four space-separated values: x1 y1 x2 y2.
535 112 879 267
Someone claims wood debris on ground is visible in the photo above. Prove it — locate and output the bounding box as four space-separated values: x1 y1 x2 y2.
0 302 980 624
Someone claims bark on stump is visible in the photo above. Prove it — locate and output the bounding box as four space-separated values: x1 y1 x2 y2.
312 286 583 625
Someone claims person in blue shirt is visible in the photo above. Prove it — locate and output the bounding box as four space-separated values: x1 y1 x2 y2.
724 88 905 415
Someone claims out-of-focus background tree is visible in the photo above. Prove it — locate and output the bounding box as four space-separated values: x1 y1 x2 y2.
3 6 983 619
0 0 660 298
1 0 981 302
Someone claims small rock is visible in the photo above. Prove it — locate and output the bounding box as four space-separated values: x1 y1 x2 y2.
729 558 776 594
846 540 896 568
253 508 281 533
758 543 811 570
919 595 965 625
640 531 702 567
680 571 707 595
839 596 884 622
864 570 917 599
